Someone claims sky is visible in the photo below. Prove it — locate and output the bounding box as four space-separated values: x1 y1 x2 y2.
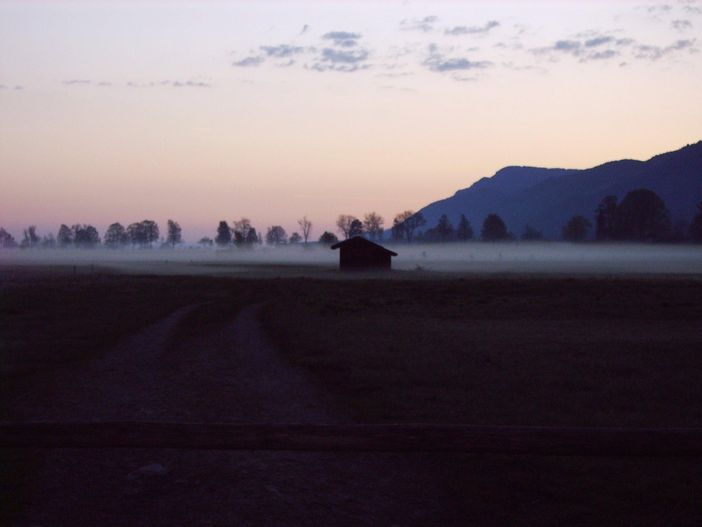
1 0 701 242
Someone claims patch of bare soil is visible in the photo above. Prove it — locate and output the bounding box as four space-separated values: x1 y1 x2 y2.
5 304 463 526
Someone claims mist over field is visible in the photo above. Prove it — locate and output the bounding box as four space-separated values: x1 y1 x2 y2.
2 242 701 276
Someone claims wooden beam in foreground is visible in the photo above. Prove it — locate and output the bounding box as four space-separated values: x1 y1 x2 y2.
1 422 702 457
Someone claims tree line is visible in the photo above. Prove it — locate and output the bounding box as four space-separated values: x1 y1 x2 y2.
0 220 181 249
1 189 701 249
384 189 702 244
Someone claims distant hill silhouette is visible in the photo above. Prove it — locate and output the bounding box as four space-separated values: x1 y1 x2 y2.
413 141 702 239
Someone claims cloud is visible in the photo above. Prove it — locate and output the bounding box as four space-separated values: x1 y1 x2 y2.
444 21 500 36
502 62 548 74
634 38 697 59
376 71 414 78
554 39 581 52
62 79 116 87
0 84 22 90
171 80 211 88
233 55 265 67
531 39 582 57
588 49 619 60
647 4 673 13
672 19 693 30
400 16 437 32
125 79 212 88
260 44 306 58
584 36 614 47
423 44 492 73
310 47 370 72
531 34 639 63
322 31 361 47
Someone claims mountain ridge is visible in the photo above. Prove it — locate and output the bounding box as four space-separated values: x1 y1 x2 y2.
414 141 702 239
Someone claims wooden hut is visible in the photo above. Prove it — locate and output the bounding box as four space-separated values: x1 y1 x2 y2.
331 236 397 271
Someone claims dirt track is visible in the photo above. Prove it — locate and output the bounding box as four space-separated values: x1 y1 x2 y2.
6 304 461 526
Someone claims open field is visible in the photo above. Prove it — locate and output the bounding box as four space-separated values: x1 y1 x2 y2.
2 241 702 276
1 260 702 525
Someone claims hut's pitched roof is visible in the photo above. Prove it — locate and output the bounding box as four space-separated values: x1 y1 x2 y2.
331 236 398 256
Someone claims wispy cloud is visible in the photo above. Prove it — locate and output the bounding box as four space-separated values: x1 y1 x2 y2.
260 44 306 58
322 31 361 48
672 19 693 30
233 55 265 67
400 16 438 33
310 47 370 72
123 79 212 88
584 36 614 47
423 44 492 73
645 4 673 14
530 31 694 64
170 80 211 88
234 31 372 73
634 38 697 59
444 21 500 36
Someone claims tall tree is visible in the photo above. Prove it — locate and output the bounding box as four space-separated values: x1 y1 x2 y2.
393 210 426 243
266 225 287 245
0 228 17 248
104 223 128 248
481 214 509 241
141 220 159 247
336 214 357 239
391 215 406 242
613 188 671 242
297 216 313 244
318 231 339 245
562 215 591 242
21 226 40 248
456 214 474 241
125 220 158 248
57 224 74 247
363 212 384 241
245 228 259 245
232 218 253 246
595 195 618 241
349 219 364 238
127 222 143 247
72 224 100 248
690 201 702 243
435 214 455 242
166 220 182 247
215 220 232 247
127 222 145 247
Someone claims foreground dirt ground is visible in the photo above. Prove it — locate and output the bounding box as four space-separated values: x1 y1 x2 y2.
2 267 702 525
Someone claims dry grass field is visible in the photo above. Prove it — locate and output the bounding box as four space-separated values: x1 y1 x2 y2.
262 275 702 427
2 263 702 525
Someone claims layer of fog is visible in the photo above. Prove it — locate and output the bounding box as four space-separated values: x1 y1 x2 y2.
2 243 702 276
